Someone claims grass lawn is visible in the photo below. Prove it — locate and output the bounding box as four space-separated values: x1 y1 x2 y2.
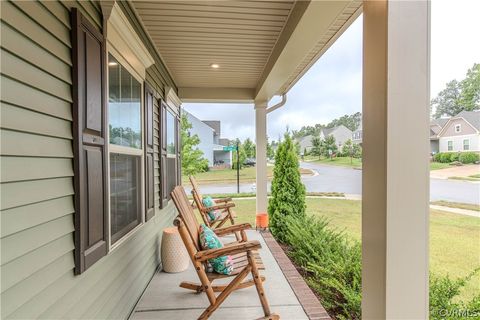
182 166 312 185
431 200 480 212
304 155 362 169
449 175 480 182
430 162 453 170
222 198 480 301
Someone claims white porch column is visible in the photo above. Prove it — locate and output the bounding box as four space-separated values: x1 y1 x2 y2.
255 100 268 214
362 0 430 318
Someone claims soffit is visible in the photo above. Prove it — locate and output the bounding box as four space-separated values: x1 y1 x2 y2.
132 0 295 89
131 1 363 102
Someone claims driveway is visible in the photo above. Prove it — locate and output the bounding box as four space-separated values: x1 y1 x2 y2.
430 164 480 179
187 162 480 205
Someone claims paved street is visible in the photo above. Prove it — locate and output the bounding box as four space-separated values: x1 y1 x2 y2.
187 162 480 205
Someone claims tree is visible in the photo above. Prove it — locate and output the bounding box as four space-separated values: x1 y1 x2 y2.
268 133 306 242
326 112 362 131
431 80 463 118
432 63 480 118
311 133 322 159
341 139 362 164
294 140 301 155
232 138 247 170
352 143 362 159
323 135 337 158
459 63 480 111
243 138 256 158
180 114 209 176
267 138 275 159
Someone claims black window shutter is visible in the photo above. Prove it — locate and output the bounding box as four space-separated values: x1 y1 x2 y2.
144 83 155 220
71 8 108 274
159 100 168 208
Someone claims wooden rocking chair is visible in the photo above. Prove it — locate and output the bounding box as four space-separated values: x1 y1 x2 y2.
189 175 237 230
171 186 279 320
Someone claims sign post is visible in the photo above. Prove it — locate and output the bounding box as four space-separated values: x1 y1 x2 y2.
236 142 240 193
223 144 240 193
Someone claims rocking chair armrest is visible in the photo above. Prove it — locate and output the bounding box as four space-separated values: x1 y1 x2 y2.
194 240 261 262
214 223 252 237
213 197 232 203
201 202 235 212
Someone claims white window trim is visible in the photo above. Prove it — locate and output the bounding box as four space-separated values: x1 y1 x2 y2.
103 2 154 251
107 55 145 251
447 140 453 151
455 124 461 133
463 139 470 150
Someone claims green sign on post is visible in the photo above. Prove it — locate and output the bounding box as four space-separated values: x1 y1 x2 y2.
223 146 237 151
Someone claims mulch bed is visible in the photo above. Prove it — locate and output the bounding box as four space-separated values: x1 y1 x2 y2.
261 231 332 320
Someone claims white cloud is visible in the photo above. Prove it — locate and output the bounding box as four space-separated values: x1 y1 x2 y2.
431 0 480 96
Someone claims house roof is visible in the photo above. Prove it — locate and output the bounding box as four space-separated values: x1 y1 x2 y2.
456 110 480 131
430 118 449 128
203 120 221 135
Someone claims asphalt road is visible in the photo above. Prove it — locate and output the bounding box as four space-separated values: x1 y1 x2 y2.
187 162 480 205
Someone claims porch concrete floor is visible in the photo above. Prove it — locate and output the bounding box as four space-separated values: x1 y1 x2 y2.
131 231 308 320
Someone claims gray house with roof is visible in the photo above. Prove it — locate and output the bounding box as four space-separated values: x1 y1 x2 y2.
436 110 480 153
297 125 353 154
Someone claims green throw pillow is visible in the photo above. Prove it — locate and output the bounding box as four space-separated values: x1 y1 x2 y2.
199 224 233 275
202 196 221 222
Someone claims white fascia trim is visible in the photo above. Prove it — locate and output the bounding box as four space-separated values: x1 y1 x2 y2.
107 2 154 79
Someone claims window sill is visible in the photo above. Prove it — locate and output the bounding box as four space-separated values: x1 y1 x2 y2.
109 222 145 252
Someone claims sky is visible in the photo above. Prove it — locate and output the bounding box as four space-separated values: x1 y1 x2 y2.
184 0 480 142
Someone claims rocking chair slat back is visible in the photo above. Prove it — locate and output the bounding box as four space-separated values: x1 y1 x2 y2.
171 186 201 250
189 176 203 199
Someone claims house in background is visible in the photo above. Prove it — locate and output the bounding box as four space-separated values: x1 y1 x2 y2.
352 121 363 145
429 117 449 154
437 110 480 152
298 125 353 153
185 111 232 168
321 125 352 148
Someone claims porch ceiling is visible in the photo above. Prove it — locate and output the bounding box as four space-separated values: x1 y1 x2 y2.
131 0 362 102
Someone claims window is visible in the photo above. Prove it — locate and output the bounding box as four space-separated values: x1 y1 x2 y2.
455 124 461 133
447 141 453 151
109 153 141 243
109 55 142 149
166 111 176 155
463 139 470 151
108 54 143 244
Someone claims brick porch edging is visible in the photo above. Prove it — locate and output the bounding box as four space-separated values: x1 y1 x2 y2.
261 232 332 320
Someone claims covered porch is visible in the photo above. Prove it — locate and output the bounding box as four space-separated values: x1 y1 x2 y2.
128 0 430 317
131 231 325 319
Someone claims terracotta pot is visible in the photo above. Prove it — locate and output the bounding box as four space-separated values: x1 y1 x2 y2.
256 213 269 229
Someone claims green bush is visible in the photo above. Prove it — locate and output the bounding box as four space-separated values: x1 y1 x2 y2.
282 215 361 319
440 152 453 163
450 152 460 162
459 152 480 164
430 269 480 319
276 214 480 319
268 134 306 242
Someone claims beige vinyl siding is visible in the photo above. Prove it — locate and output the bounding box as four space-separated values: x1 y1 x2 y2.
0 1 177 318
